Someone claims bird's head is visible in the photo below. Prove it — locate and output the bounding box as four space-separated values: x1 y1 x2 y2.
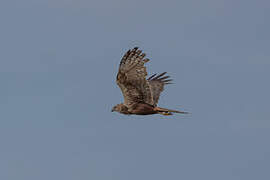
111 103 129 114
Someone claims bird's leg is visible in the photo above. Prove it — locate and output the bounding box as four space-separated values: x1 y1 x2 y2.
158 111 173 116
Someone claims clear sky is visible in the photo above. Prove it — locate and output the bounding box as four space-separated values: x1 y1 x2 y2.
1 0 270 179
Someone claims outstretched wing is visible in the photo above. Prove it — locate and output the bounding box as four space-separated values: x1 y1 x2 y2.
116 47 153 108
147 72 172 107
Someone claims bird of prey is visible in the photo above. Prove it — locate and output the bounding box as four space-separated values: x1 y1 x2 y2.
112 47 188 116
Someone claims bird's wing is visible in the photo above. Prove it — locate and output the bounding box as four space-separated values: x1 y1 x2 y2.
116 47 153 108
147 72 172 107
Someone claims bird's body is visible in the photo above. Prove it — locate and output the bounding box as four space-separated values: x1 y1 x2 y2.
112 47 187 116
115 103 156 115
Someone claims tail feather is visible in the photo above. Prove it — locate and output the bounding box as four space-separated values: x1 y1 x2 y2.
154 107 188 115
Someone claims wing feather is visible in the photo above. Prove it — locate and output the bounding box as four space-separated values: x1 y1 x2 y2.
147 72 173 107
117 47 153 108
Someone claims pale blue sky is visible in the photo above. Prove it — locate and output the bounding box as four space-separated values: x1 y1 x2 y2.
1 0 270 179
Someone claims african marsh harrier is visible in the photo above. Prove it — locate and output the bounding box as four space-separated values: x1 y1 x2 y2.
112 47 187 115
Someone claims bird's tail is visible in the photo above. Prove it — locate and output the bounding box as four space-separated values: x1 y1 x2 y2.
154 107 189 116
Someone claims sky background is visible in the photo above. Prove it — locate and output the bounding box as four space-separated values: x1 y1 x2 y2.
1 0 270 179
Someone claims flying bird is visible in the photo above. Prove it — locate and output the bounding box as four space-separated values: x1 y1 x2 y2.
112 47 188 116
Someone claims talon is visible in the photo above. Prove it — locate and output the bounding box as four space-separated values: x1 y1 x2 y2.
162 112 172 116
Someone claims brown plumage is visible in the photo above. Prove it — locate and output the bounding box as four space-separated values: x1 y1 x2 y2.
112 47 188 116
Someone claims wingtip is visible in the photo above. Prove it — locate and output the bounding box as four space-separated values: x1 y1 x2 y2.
147 73 157 80
154 72 167 79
